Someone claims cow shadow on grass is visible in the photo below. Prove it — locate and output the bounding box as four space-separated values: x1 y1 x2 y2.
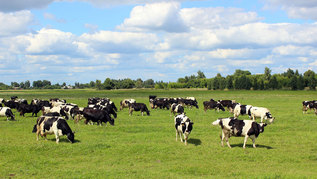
230 143 273 149
188 138 202 146
48 138 81 144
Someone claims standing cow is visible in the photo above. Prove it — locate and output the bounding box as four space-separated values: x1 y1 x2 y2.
170 103 184 116
174 114 194 145
233 104 253 118
32 116 75 144
212 117 267 148
250 107 275 123
0 107 15 121
129 103 150 116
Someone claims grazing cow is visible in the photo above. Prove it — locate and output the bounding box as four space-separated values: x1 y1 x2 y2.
129 103 150 116
170 103 184 116
250 107 275 124
0 107 15 121
174 114 194 145
218 100 236 110
203 101 225 112
152 99 170 110
32 116 75 144
233 104 253 118
17 103 42 117
82 108 114 126
120 99 136 110
302 100 317 114
212 117 267 148
179 99 199 109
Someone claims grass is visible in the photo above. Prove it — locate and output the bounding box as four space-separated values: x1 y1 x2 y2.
1 89 317 178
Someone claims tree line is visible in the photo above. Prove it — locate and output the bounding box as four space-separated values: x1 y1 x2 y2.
1 67 316 90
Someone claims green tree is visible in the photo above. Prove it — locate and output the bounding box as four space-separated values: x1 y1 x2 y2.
95 80 103 90
197 70 206 79
264 67 272 81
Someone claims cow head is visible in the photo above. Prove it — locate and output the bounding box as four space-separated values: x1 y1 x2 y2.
182 121 194 140
67 132 75 143
217 102 225 111
265 112 274 124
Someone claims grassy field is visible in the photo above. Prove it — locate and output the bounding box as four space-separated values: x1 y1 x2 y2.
1 89 317 178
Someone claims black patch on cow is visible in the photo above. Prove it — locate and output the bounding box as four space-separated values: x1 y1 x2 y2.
175 117 182 130
228 118 245 136
43 117 58 132
266 112 272 118
240 105 247 115
248 107 252 116
32 125 37 133
247 122 260 137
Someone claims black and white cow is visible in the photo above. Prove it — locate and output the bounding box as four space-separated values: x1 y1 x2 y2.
152 99 170 110
170 103 184 116
250 107 275 123
174 114 194 145
233 104 253 118
302 100 317 114
212 117 267 148
218 100 236 111
203 101 225 112
120 99 136 110
82 108 114 126
0 107 15 121
179 98 199 109
32 116 75 144
129 103 150 116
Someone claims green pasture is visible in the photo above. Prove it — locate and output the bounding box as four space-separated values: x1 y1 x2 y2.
1 89 317 178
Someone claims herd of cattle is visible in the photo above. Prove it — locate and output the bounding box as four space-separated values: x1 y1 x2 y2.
0 95 313 148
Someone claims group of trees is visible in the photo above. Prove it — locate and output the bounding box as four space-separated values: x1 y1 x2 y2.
1 67 317 90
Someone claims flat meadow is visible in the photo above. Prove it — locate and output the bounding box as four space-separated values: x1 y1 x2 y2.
1 89 317 178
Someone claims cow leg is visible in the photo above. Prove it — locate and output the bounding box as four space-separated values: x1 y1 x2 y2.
225 134 231 148
243 136 249 149
221 130 225 147
175 130 178 141
141 112 144 116
250 136 256 148
179 131 183 142
54 131 59 144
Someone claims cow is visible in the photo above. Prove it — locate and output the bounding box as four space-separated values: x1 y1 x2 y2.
302 100 317 114
218 100 236 111
212 117 267 148
170 103 184 116
129 103 150 116
17 103 42 117
203 101 225 112
174 114 194 145
233 104 253 118
250 107 275 124
82 108 114 126
0 107 15 121
179 98 199 109
152 99 170 110
120 99 136 110
32 116 75 144
228 103 240 113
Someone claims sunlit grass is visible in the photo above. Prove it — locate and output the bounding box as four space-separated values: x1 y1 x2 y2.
1 89 317 178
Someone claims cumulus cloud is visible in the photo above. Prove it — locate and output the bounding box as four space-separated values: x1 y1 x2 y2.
264 0 317 20
0 11 34 37
118 2 188 32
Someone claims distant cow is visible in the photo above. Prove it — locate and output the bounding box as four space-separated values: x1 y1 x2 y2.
250 107 275 124
174 114 194 145
218 100 236 110
82 108 114 126
129 103 150 116
179 99 199 109
302 100 317 114
203 101 225 112
152 99 170 110
0 107 15 121
170 103 184 116
32 116 75 144
120 99 136 110
233 104 253 118
212 117 267 148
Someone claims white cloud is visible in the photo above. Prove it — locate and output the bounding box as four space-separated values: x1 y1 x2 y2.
0 0 54 12
264 0 317 20
118 2 188 32
0 11 33 37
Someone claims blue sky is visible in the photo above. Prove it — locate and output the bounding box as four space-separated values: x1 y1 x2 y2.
1 0 317 85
